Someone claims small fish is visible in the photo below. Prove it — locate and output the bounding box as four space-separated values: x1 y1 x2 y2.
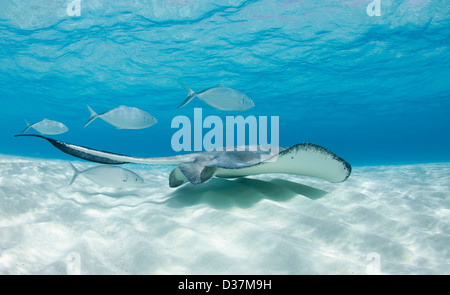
178 83 255 111
69 163 144 187
22 119 68 135
84 105 157 129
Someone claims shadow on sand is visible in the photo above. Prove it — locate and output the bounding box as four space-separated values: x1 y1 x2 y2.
166 177 329 209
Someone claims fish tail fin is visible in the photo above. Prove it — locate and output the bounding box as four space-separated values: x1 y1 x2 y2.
68 162 79 185
178 82 197 108
83 105 98 128
22 120 32 133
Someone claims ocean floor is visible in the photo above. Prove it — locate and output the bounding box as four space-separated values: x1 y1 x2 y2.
0 155 449 275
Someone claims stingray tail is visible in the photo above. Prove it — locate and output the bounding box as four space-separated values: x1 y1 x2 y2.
68 162 79 185
83 105 98 128
178 82 197 108
22 120 32 133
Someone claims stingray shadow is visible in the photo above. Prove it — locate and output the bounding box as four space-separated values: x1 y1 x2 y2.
165 177 328 209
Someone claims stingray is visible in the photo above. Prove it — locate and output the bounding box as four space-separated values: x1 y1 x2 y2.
14 134 351 188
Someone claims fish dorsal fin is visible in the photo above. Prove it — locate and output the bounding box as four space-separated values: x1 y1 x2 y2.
178 163 216 185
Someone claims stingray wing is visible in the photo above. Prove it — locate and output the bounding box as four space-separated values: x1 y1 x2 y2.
214 143 351 183
15 135 351 186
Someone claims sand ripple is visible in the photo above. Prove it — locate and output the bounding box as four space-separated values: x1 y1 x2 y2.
0 156 449 274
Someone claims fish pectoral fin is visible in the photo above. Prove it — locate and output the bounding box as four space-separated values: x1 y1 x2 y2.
178 163 217 185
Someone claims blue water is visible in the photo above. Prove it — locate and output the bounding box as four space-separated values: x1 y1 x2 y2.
1 0 450 166
2 1 450 276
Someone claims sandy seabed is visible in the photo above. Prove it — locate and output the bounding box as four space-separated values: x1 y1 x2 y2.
0 155 449 275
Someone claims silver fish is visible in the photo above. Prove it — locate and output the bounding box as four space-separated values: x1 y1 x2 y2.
84 105 157 129
22 119 68 135
178 83 255 111
68 163 144 187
